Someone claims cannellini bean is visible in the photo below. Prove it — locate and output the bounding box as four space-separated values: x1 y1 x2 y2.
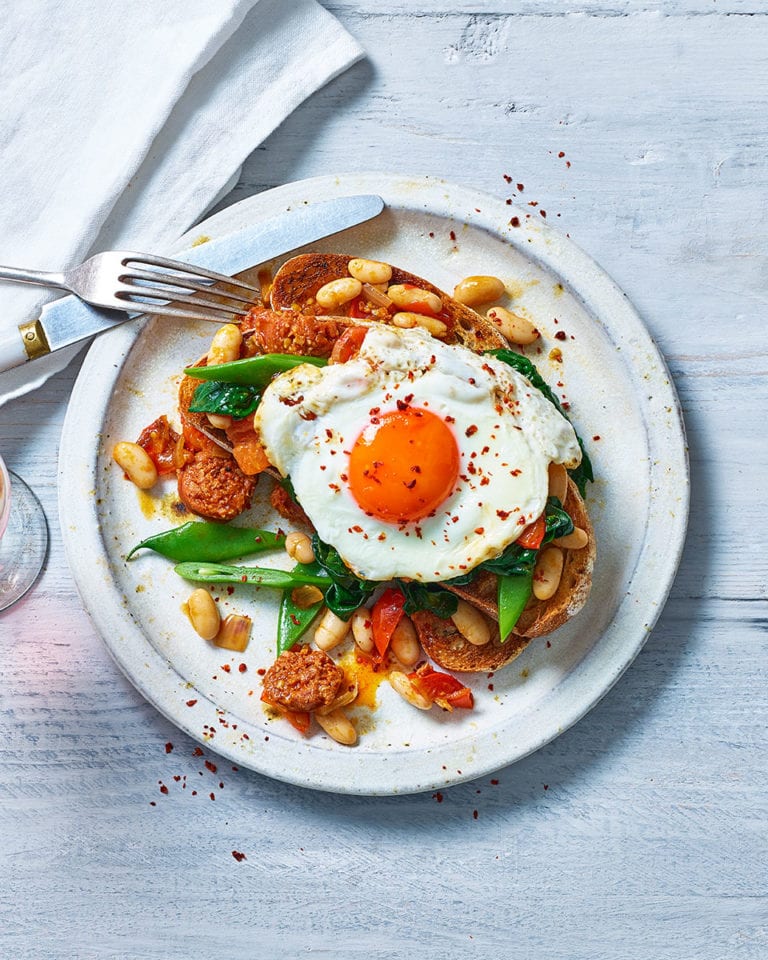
533 547 565 601
553 527 589 550
389 671 432 710
188 588 221 641
486 306 539 345
285 530 315 565
387 284 442 315
348 258 392 285
390 615 421 666
315 277 362 309
112 441 158 490
208 324 242 365
314 608 350 651
450 599 491 647
453 275 505 306
315 709 357 746
207 413 232 429
548 462 568 503
350 607 374 654
392 312 448 338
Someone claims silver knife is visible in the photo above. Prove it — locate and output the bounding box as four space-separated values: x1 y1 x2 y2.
0 194 384 373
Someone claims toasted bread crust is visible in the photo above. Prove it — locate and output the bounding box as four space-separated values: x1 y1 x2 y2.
269 253 507 354
412 479 596 672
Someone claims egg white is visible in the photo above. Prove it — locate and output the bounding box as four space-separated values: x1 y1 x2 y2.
254 325 581 583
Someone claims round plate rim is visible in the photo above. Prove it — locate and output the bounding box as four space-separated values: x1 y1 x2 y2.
59 173 689 795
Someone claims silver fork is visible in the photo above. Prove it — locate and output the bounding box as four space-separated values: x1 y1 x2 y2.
0 250 261 323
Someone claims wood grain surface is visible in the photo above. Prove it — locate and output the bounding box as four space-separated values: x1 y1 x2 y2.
1 4 766 958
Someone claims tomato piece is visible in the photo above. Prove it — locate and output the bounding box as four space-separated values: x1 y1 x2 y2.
346 296 368 320
517 514 546 550
137 415 188 475
284 710 311 735
408 664 474 710
371 588 406 659
260 690 312 735
330 324 368 363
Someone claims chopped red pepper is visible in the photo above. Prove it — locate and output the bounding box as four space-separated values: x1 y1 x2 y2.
346 296 368 321
371 588 406 659
408 664 474 710
517 514 546 550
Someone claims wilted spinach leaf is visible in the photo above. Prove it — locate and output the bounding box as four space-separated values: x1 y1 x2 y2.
311 535 374 619
398 581 458 618
189 381 261 419
486 348 594 495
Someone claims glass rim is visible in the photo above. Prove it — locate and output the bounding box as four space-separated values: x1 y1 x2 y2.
0 453 11 535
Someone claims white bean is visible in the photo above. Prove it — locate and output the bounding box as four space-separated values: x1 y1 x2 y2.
453 275 505 306
553 527 589 550
112 441 158 490
315 709 357 746
533 547 565 600
207 413 232 429
348 258 392 285
548 462 568 503
389 671 432 710
350 607 374 654
390 615 421 666
486 306 539 345
208 324 242 365
387 284 442 315
315 277 362 309
450 599 491 647
188 588 220 641
285 530 315 565
314 608 350 651
392 312 448 338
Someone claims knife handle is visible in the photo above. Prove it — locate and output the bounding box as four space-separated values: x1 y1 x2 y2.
0 319 49 373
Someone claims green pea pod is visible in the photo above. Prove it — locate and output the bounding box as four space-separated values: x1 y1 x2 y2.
183 353 327 387
174 561 329 590
127 522 285 563
498 570 533 642
276 562 326 655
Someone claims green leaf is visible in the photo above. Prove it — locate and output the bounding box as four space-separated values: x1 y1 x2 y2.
188 381 261 419
399 580 459 618
311 536 374 619
487 348 594 494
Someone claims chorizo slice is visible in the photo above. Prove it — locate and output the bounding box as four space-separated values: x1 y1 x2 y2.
177 455 256 521
262 645 343 713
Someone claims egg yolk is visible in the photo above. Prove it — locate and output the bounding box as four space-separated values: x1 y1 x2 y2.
348 408 460 523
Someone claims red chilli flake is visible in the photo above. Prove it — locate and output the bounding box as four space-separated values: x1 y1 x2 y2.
185 699 198 707
473 810 479 820
510 217 521 227
516 183 524 192
555 330 567 341
164 742 173 754
232 851 247 862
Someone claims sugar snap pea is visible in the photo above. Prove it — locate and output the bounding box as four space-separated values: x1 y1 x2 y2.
183 353 327 387
174 562 329 590
126 521 285 563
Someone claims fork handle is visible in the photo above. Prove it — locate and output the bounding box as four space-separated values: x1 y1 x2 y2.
0 265 68 290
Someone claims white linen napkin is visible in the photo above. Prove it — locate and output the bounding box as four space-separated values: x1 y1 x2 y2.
0 0 363 404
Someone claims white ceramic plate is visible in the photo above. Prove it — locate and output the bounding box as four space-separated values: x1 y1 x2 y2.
59 174 688 795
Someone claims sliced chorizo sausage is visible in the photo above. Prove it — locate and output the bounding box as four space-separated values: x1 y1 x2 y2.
177 454 256 521
262 645 344 713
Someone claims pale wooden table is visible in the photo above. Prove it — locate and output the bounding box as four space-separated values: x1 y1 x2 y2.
1 3 766 958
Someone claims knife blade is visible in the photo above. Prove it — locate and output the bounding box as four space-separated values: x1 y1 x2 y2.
0 194 384 373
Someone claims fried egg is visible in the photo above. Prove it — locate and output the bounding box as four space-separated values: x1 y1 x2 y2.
254 325 581 582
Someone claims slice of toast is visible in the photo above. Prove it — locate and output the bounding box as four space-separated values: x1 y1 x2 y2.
269 253 507 354
412 478 596 672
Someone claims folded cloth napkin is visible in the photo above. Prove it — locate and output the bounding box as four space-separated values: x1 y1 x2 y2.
0 0 363 405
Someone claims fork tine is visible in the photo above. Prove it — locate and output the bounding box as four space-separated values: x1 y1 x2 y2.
119 252 260 293
115 289 246 317
120 268 256 307
123 301 242 324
